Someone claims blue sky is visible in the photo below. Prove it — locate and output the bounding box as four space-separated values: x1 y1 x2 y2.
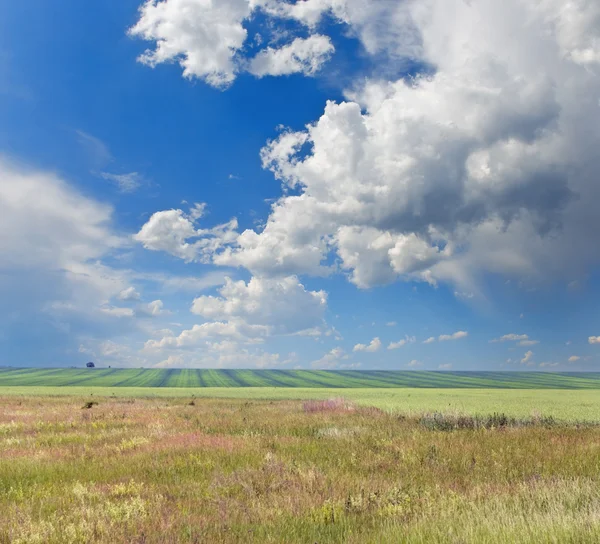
1 0 600 370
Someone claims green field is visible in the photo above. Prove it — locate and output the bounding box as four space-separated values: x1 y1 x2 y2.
3 368 600 388
1 386 599 420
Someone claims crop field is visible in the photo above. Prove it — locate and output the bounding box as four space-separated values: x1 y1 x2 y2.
1 386 600 420
3 368 600 388
2 395 600 543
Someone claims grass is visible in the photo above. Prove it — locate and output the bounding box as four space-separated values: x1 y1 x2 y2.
2 395 600 543
1 386 600 420
3 368 600 388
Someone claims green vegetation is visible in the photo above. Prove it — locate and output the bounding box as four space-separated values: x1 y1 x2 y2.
2 395 600 543
3 367 600 388
1 386 600 421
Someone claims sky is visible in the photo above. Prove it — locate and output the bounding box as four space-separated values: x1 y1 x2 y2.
1 0 600 371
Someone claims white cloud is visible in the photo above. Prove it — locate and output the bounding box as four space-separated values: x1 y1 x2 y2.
491 334 529 343
100 172 142 193
144 321 269 351
589 336 600 344
149 0 600 295
386 321 397 327
75 130 111 166
249 35 334 77
100 306 135 318
191 275 327 335
139 299 166 317
521 350 534 365
407 359 422 368
129 0 252 88
438 331 468 342
311 347 345 369
539 362 559 368
423 336 436 344
388 335 416 350
438 363 452 370
135 208 238 262
353 337 381 352
568 355 580 363
118 287 141 301
518 339 539 346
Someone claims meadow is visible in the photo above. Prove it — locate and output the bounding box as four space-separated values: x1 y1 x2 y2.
2 395 600 543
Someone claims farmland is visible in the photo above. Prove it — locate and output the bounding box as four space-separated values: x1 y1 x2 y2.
2 368 600 389
2 395 600 543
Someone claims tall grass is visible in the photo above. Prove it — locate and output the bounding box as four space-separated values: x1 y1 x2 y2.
1 395 600 542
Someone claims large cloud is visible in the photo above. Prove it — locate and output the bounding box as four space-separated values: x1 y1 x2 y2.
148 0 599 293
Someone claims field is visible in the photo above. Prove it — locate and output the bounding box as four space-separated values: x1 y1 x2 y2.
1 386 600 420
2 394 600 543
3 368 600 388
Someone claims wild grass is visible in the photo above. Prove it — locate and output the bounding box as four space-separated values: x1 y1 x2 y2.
2 395 600 543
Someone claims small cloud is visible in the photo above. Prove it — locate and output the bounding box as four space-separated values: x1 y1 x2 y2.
589 336 600 344
388 336 416 350
100 172 142 193
75 129 111 166
521 350 534 365
518 339 539 346
568 355 580 363
386 321 397 327
188 202 207 221
118 287 141 301
353 337 382 353
454 291 474 299
423 336 436 344
520 313 524 319
228 174 242 180
491 334 529 343
439 331 468 342
407 359 422 368
139 300 166 317
100 306 135 318
566 340 572 346
438 363 452 370
539 362 559 368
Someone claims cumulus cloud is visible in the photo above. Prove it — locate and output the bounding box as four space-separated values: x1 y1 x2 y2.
423 337 436 344
129 0 337 87
388 335 416 350
438 331 468 342
249 35 334 77
129 0 252 88
589 336 600 344
118 287 141 301
134 208 238 262
568 355 580 363
311 347 347 369
521 350 534 365
407 359 422 368
191 275 327 335
353 337 381 352
145 0 600 296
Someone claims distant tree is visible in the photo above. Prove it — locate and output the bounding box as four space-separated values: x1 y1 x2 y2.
86 362 95 368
